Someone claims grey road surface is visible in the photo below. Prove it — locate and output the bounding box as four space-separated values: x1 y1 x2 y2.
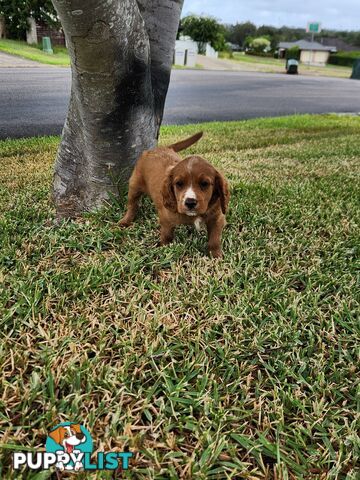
1 67 360 139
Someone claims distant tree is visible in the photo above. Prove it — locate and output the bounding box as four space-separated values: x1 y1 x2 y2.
320 28 360 47
227 21 257 48
249 36 271 53
0 0 58 40
353 33 360 47
257 25 276 37
243 35 254 49
278 26 305 42
181 14 226 53
257 25 280 50
222 23 233 42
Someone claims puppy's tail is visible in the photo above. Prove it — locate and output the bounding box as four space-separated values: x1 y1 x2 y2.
168 131 203 152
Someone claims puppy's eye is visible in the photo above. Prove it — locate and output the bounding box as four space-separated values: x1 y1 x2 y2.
175 180 184 188
200 180 209 188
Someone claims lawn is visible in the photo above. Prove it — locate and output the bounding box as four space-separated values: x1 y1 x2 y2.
0 115 359 479
224 52 284 66
218 52 353 78
0 39 70 66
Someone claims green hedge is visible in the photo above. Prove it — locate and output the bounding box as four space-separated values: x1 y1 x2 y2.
328 51 360 67
245 50 274 57
285 46 300 61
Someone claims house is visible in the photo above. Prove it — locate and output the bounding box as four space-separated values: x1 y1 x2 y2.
278 39 336 66
173 36 218 67
227 42 242 52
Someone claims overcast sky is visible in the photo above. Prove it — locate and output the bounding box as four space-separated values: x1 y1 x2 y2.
182 0 360 31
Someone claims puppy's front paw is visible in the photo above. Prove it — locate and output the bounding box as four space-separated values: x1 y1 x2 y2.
119 218 132 228
160 238 173 246
209 249 222 259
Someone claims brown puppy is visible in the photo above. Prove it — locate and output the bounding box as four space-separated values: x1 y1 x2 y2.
120 132 229 257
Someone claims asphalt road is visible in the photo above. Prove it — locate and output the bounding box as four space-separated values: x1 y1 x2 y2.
1 67 360 139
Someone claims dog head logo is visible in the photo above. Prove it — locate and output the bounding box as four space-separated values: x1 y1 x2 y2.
45 422 93 472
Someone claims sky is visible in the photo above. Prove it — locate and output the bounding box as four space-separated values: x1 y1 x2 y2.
181 0 360 31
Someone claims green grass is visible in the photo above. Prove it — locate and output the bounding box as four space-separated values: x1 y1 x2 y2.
231 52 351 70
225 52 284 66
0 39 70 66
0 115 359 479
218 52 352 78
172 63 204 70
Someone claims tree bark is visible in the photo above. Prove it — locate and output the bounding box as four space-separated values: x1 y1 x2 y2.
26 17 38 45
137 0 183 135
52 0 183 218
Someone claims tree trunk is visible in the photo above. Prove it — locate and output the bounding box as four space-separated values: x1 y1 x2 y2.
51 0 183 218
0 16 6 39
26 17 38 44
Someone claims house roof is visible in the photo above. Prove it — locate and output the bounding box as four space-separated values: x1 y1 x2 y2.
278 40 335 51
320 37 357 52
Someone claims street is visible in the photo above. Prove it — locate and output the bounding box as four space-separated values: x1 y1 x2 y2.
1 67 360 139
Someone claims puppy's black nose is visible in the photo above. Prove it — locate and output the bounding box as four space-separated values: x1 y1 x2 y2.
185 198 197 209
76 432 85 440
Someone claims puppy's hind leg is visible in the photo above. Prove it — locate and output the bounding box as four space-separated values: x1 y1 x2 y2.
119 175 143 227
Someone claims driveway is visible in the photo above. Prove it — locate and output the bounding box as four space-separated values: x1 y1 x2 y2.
197 55 254 71
1 66 360 139
0 51 44 68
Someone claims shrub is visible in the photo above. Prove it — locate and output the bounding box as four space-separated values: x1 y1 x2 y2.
328 51 360 67
219 48 233 59
245 50 274 57
249 36 271 53
285 46 300 61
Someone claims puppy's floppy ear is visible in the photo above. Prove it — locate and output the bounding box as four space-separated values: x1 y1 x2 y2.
162 170 177 212
49 426 66 445
210 171 230 214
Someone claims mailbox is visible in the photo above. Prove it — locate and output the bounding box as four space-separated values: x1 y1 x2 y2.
286 59 298 74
